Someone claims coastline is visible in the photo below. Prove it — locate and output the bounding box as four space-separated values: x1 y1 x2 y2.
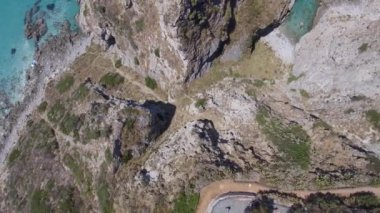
0 24 91 167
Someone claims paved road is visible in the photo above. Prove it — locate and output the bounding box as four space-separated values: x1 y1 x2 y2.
197 180 380 213
209 193 290 213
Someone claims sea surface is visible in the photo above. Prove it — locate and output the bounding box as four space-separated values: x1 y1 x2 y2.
0 0 79 115
284 0 319 41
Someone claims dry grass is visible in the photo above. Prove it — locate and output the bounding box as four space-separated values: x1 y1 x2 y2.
188 41 288 94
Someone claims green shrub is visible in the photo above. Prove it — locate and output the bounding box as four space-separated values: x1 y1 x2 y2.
97 6 106 13
29 120 58 153
365 110 380 129
47 102 66 124
105 148 113 164
145 76 157 90
38 101 48 113
350 95 367 101
122 151 133 164
134 57 140 65
154 48 160 58
99 73 125 88
135 18 145 33
83 126 101 142
253 79 265 87
30 189 50 213
114 59 122 68
72 84 90 101
358 43 368 53
299 89 310 98
313 120 331 130
60 113 82 136
125 118 136 130
63 154 92 194
195 98 207 108
346 192 380 208
8 149 21 166
83 4 89 17
56 75 75 94
344 108 355 114
58 187 78 213
97 179 114 213
256 107 311 169
287 73 304 84
172 192 199 213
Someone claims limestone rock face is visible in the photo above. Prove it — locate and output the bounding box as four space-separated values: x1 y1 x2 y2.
288 0 380 151
78 0 291 89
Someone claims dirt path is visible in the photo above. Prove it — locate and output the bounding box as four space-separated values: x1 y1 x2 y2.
197 180 380 213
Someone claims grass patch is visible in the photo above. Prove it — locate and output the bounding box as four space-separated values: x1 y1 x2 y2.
288 73 304 84
30 189 50 213
114 59 122 68
122 151 133 164
72 84 90 101
135 18 145 33
172 192 199 213
299 89 310 99
83 126 101 142
38 101 48 113
125 118 136 130
63 154 92 194
99 73 125 88
60 113 82 137
58 187 78 213
195 98 207 108
47 102 66 124
154 48 160 58
253 79 265 87
256 107 311 169
105 148 113 164
145 76 157 90
365 110 380 130
8 149 21 166
56 75 75 94
97 176 114 213
313 120 332 131
27 120 58 153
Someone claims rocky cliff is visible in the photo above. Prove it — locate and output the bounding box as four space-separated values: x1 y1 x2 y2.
77 0 290 90
0 0 379 212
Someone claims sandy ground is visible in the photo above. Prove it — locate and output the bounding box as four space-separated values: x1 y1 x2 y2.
197 180 380 213
0 36 92 174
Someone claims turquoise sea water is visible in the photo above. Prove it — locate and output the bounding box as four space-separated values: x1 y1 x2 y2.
284 0 319 41
0 0 79 111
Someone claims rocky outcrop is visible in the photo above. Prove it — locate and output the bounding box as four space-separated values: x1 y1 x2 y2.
78 0 291 89
287 0 380 153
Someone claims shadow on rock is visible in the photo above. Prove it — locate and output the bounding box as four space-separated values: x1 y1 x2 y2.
142 100 176 141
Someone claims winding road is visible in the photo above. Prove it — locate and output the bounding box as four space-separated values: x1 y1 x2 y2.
197 180 380 213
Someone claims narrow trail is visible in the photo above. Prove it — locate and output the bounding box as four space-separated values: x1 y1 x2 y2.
197 180 380 213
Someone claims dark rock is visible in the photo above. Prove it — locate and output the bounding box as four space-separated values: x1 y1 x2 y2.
46 3 55 11
25 18 48 40
125 0 133 9
106 35 116 48
11 48 16 55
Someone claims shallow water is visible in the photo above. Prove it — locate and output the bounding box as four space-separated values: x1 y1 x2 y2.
0 0 79 111
284 0 319 41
